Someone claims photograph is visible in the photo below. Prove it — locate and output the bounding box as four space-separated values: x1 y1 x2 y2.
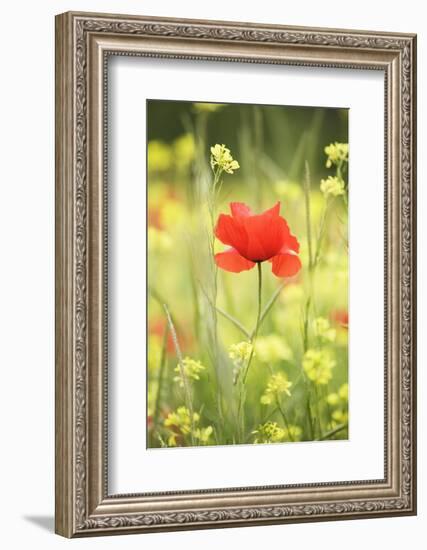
146 100 349 448
53 10 416 537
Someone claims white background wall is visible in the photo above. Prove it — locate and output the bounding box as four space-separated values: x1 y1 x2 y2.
0 1 423 548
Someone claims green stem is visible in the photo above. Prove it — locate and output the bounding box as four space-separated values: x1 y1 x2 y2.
325 383 333 427
153 325 168 432
203 278 285 342
303 161 314 271
316 423 348 441
205 164 226 439
266 364 294 442
313 197 332 268
242 262 263 385
313 384 324 440
163 304 195 446
275 395 294 442
306 394 314 440
253 106 263 210
237 263 263 443
302 162 316 438
249 279 286 340
198 283 251 339
216 305 251 339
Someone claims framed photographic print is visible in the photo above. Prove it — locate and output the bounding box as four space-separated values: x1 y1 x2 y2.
55 11 417 537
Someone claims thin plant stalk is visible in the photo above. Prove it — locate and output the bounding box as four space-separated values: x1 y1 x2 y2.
249 279 286 340
253 106 263 210
316 423 348 441
193 124 226 437
306 395 315 440
242 262 263 385
266 363 294 443
163 304 195 446
215 305 251 340
313 197 333 268
153 325 169 433
207 166 227 434
275 395 295 442
302 161 316 437
304 161 314 271
324 383 333 428
236 263 263 443
187 247 201 346
202 278 286 342
313 384 324 439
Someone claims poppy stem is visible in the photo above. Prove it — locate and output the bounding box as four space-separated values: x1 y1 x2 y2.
242 262 263 385
249 279 286 340
237 263 263 443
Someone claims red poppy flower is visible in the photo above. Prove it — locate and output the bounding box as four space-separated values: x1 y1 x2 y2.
331 309 349 329
214 202 301 278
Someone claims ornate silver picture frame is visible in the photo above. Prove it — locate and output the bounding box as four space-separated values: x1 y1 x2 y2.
55 11 417 537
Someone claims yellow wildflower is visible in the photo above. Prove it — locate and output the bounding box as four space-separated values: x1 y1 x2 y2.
324 142 349 168
173 357 205 387
260 372 292 405
164 407 199 435
193 426 213 445
303 349 335 385
164 407 212 447
326 392 340 406
284 424 303 442
327 383 348 407
326 382 349 432
229 341 253 366
229 341 253 384
332 409 348 425
210 143 240 174
320 176 345 197
339 383 349 400
314 317 336 344
252 422 286 444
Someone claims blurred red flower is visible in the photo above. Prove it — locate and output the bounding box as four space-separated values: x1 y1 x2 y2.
150 318 193 354
214 202 301 278
331 309 349 329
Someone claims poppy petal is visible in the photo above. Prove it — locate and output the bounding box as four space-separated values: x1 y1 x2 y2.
242 213 287 261
279 220 300 253
262 201 281 217
215 214 247 252
230 202 252 218
215 248 256 273
271 250 302 278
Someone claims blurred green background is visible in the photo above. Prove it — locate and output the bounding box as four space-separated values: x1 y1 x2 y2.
147 100 348 184
147 100 349 448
